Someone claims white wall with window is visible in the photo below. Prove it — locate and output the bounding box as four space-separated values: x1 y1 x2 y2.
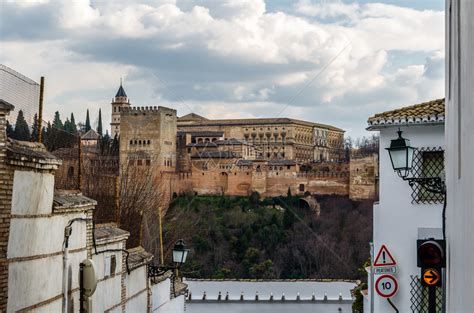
367 111 445 312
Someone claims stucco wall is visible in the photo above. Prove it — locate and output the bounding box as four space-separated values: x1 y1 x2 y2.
445 1 474 310
370 124 444 312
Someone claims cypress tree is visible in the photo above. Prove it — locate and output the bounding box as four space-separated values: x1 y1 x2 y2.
70 113 77 134
97 108 103 136
64 118 71 133
31 113 39 141
85 109 91 132
6 120 14 138
52 111 63 130
12 110 31 141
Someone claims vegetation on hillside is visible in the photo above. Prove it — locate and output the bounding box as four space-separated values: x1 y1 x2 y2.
162 192 372 280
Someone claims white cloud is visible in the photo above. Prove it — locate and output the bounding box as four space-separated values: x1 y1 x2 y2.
0 0 445 138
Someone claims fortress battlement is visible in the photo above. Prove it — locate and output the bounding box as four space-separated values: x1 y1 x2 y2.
122 106 177 115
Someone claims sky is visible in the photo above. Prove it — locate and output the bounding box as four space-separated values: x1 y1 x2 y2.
0 0 445 139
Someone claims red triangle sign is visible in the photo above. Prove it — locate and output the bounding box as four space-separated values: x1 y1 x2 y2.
374 245 397 267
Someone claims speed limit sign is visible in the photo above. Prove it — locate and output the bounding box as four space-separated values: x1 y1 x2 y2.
375 274 398 298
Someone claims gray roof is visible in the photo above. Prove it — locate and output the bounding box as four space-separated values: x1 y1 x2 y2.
178 130 224 137
81 129 99 140
192 151 239 159
0 99 14 111
95 223 130 244
236 159 253 166
127 246 153 270
116 84 127 97
267 160 296 166
53 190 97 211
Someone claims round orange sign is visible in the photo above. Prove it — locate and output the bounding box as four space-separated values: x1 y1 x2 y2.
422 268 441 286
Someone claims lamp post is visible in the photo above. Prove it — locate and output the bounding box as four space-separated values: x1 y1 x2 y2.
148 239 189 282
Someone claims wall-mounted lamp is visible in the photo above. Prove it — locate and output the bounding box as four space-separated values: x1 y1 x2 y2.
386 129 445 194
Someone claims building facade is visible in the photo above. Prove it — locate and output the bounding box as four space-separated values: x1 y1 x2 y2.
365 99 445 312
0 100 186 312
445 0 474 311
177 113 345 163
110 83 131 138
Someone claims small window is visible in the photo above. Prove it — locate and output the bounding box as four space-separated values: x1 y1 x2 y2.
146 160 151 166
129 160 135 166
110 255 116 276
299 184 305 192
137 159 142 166
130 140 133 145
67 166 75 178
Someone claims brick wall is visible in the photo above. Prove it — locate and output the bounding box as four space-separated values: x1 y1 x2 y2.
0 105 13 311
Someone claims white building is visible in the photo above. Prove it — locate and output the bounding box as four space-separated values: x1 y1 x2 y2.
445 0 474 311
185 279 357 313
365 99 445 312
0 100 186 312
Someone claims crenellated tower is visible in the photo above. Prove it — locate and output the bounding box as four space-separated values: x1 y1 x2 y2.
110 81 131 138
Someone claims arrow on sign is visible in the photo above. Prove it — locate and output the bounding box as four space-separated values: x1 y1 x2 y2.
422 268 441 286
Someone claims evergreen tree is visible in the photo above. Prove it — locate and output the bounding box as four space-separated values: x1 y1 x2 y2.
85 109 91 132
64 118 71 133
70 113 77 134
31 113 39 141
12 110 30 141
6 120 14 138
52 111 63 130
41 126 47 145
283 207 295 229
97 108 103 136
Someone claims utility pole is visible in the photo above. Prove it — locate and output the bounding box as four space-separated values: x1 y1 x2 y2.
38 76 44 143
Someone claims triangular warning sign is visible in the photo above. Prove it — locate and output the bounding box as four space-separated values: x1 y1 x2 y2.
374 245 397 267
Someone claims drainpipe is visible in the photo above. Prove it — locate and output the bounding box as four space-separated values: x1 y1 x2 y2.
63 225 72 313
62 218 91 313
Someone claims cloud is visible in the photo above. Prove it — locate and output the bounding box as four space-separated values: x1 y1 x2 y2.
0 0 445 138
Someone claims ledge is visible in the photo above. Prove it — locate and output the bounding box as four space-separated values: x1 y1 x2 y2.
53 190 97 213
7 139 61 170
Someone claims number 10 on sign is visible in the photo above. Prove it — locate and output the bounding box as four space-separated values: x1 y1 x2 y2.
375 274 398 298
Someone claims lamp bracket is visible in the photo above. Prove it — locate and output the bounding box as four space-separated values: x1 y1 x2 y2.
402 176 446 195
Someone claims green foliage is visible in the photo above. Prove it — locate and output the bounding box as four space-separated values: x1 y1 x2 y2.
31 113 39 142
12 110 30 141
352 282 368 313
52 111 63 130
163 194 373 281
97 108 103 136
85 109 91 132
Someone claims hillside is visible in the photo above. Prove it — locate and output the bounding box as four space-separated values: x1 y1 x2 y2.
162 193 373 280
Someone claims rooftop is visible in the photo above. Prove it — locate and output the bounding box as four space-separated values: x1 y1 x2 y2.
192 151 239 159
95 223 130 244
53 190 97 212
0 99 15 111
127 246 153 271
367 98 445 130
81 129 100 140
185 279 357 301
7 139 62 170
115 83 127 98
178 114 344 132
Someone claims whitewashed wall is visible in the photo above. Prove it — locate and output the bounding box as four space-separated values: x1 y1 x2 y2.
370 124 444 312
125 266 149 312
7 170 88 312
150 278 186 313
445 0 474 311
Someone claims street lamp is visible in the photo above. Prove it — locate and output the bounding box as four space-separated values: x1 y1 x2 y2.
386 129 415 178
386 129 445 194
172 239 189 267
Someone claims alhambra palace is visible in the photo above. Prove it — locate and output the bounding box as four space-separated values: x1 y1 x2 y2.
54 84 378 220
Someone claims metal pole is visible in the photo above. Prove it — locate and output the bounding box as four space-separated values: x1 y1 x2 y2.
370 242 375 313
78 135 82 190
38 76 44 143
158 206 164 266
79 262 84 313
428 286 436 313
